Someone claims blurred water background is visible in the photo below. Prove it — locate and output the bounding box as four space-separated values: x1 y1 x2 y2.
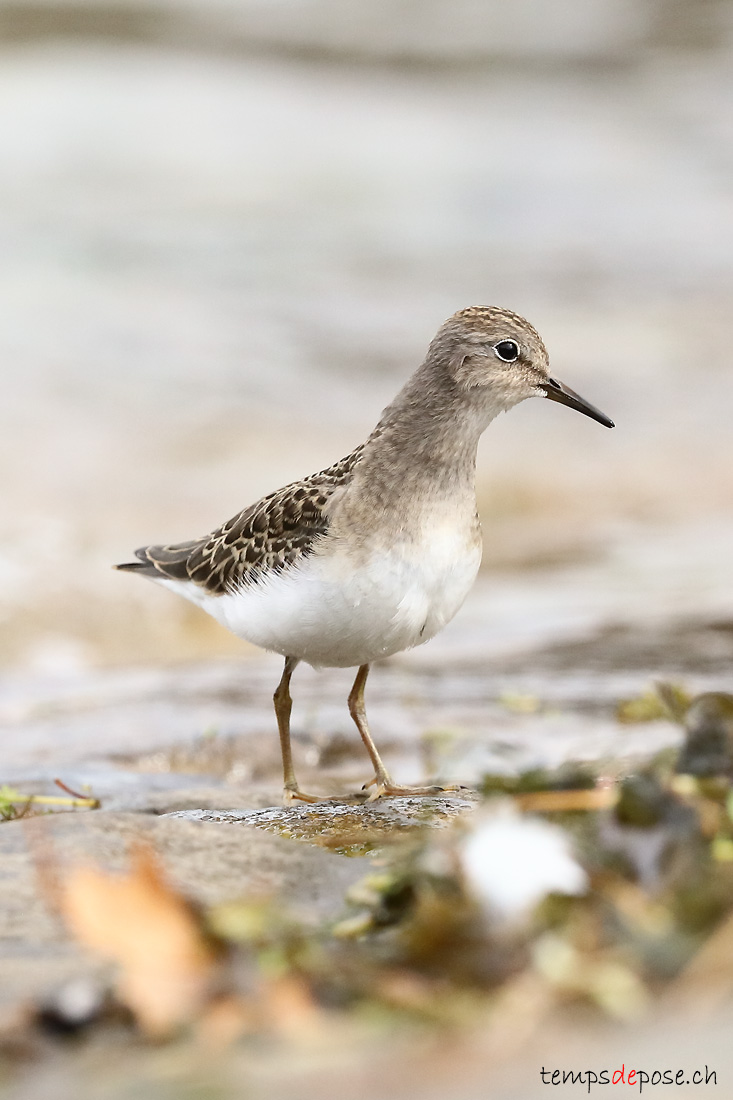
0 0 731 677
1 7 733 1096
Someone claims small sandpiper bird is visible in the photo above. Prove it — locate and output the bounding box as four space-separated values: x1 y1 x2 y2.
117 307 613 803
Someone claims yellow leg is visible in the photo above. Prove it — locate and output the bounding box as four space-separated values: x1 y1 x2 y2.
274 657 360 804
347 665 390 783
347 664 464 801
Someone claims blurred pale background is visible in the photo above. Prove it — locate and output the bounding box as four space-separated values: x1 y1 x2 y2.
1 0 732 675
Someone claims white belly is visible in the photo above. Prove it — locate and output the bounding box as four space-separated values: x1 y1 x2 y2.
156 534 481 668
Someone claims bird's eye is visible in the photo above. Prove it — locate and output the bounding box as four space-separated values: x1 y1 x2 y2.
494 340 520 363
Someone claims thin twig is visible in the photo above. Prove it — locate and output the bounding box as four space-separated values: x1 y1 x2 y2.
55 778 101 807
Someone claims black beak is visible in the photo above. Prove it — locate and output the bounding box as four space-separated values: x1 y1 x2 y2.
543 377 615 429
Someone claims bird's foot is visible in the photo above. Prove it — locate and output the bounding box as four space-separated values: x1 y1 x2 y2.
283 785 333 805
364 776 468 802
283 785 367 806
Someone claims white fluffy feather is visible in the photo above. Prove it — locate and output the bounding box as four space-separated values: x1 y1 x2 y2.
155 525 481 668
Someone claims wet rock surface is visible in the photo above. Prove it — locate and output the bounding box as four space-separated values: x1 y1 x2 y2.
165 795 477 848
0 805 372 1009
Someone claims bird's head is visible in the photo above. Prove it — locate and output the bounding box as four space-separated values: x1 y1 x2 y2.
431 305 614 429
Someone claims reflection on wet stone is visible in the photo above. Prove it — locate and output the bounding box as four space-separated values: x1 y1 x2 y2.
164 796 476 853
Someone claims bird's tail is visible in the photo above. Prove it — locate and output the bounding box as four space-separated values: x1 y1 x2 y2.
114 540 201 580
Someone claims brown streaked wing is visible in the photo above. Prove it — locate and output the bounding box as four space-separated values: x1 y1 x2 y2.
133 444 366 595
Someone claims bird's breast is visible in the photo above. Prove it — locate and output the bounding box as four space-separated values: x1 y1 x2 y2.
324 502 482 648
391 517 482 643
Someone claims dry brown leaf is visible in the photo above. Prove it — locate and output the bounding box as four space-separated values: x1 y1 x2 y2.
61 842 218 1037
